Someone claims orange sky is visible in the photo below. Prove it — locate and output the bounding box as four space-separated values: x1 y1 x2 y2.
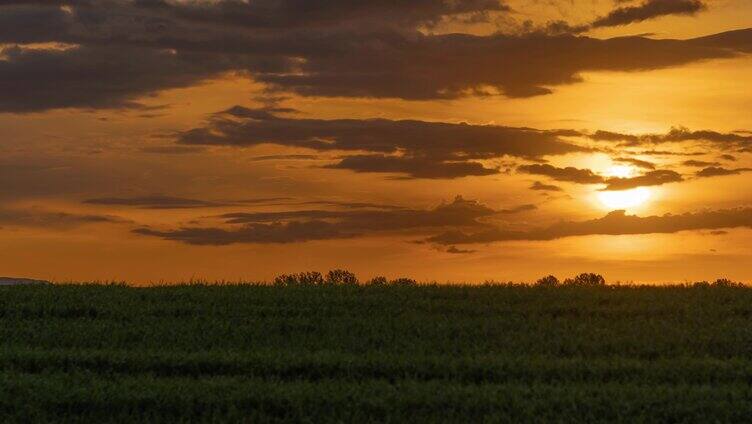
1 0 751 284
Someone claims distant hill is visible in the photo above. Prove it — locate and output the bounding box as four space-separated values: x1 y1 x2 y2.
0 277 50 286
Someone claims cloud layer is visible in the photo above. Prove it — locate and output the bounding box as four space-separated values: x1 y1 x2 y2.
134 195 526 245
428 208 752 244
177 106 586 178
0 1 749 112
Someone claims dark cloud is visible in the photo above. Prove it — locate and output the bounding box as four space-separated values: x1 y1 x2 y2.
133 195 535 245
296 200 403 210
0 44 260 113
178 106 585 178
257 31 741 100
217 196 497 229
530 181 563 192
139 146 205 154
591 127 752 151
249 154 319 162
83 195 294 209
0 207 125 229
636 149 706 156
719 154 737 161
601 170 683 191
518 164 604 184
691 28 752 53
591 0 706 28
237 197 296 204
446 246 476 254
428 208 752 244
683 159 720 167
590 130 640 143
540 0 706 35
84 195 230 209
696 167 752 178
614 157 656 170
325 155 499 179
499 204 537 214
520 164 684 190
135 0 509 30
134 220 350 245
0 1 749 111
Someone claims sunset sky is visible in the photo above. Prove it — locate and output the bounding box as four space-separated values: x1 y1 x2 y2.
2 0 752 283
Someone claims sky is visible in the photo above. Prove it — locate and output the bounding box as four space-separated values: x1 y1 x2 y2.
1 0 752 284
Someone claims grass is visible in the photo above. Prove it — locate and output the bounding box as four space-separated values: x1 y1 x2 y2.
2 282 752 422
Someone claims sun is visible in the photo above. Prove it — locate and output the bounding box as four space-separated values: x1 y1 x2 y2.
595 165 652 210
597 187 652 210
605 165 635 178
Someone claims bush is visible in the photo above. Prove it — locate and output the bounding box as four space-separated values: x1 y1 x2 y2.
563 273 606 287
535 275 559 287
273 272 324 286
712 278 744 288
692 279 744 288
390 278 418 286
273 274 296 286
366 276 388 286
325 269 359 285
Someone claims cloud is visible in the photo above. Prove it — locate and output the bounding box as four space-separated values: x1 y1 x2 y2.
428 208 752 244
0 1 750 111
529 181 563 192
0 207 125 229
446 246 476 254
696 167 752 178
520 164 683 190
134 221 350 245
591 0 706 29
683 159 720 167
518 164 604 184
257 30 742 100
295 200 403 210
590 127 752 151
499 204 537 214
0 44 263 113
177 106 585 178
591 130 640 143
601 170 683 191
249 154 318 162
135 0 509 30
133 195 534 245
140 146 205 154
83 195 295 209
83 195 231 209
325 155 499 179
614 157 656 170
540 0 706 35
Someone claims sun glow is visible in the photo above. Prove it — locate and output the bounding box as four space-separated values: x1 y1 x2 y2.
605 165 635 178
597 187 652 210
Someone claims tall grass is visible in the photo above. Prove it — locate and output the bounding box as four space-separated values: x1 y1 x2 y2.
2 282 751 422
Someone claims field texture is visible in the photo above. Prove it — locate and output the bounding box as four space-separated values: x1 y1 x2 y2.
2 284 752 422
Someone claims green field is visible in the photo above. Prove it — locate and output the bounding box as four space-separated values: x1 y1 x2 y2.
2 282 752 422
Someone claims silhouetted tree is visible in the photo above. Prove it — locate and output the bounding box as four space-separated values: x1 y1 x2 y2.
326 269 358 285
711 278 743 288
273 271 324 286
366 276 388 286
390 278 417 286
563 273 606 287
536 275 560 286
